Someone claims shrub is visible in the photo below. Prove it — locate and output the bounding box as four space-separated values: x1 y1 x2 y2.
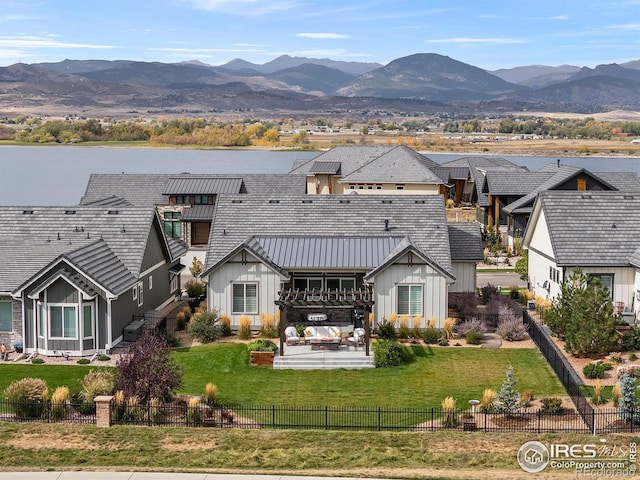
116 328 183 403
456 317 487 336
541 397 563 414
176 311 187 331
387 313 397 326
448 292 478 318
438 339 449 346
629 353 638 361
495 367 520 417
184 279 206 298
465 331 483 345
204 383 217 406
372 339 404 367
162 329 180 348
411 316 422 338
3 378 48 418
591 380 606 405
422 327 441 344
259 313 278 338
441 396 458 428
509 286 520 300
238 315 252 340
496 316 528 341
186 396 203 425
98 354 111 362
612 382 622 408
622 328 640 351
247 338 277 352
583 363 606 379
219 314 232 337
520 389 534 408
77 358 90 365
148 397 164 424
481 389 496 412
376 320 397 340
32 358 44 364
618 373 640 424
480 284 499 304
50 386 70 419
79 369 115 404
188 310 222 343
443 317 456 339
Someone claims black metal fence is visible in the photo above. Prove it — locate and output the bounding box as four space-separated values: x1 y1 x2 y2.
0 399 96 424
103 400 638 434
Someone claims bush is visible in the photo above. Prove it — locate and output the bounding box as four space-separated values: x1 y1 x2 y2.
50 386 70 419
184 279 206 298
448 292 478 318
238 315 252 340
441 396 458 428
376 320 397 340
98 354 111 362
541 397 563 414
520 389 534 407
32 358 44 364
247 339 277 352
622 328 640 351
583 363 607 379
480 284 499 304
219 314 232 337
496 316 528 341
3 378 48 418
373 339 404 367
465 331 483 345
509 285 520 300
480 388 496 412
259 313 278 338
422 327 441 344
176 312 187 331
77 358 90 365
456 317 487 336
188 310 222 343
79 369 116 403
438 339 449 346
162 329 180 348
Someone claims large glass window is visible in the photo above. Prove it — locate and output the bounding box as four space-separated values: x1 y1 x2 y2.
232 283 257 314
175 195 190 205
0 301 11 332
163 211 182 238
83 304 93 338
50 305 77 339
589 274 614 299
326 278 355 290
38 303 44 337
397 285 423 316
293 277 323 291
194 195 209 205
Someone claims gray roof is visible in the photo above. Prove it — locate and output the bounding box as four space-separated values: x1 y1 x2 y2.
308 162 341 174
448 222 484 261
181 204 216 221
163 177 243 195
0 204 176 295
593 172 640 191
248 236 406 269
203 194 453 277
81 174 307 206
532 191 640 266
483 171 552 196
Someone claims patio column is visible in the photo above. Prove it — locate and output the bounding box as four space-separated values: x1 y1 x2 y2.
364 304 371 357
279 304 286 356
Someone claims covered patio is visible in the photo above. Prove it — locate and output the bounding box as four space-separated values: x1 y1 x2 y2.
276 287 374 358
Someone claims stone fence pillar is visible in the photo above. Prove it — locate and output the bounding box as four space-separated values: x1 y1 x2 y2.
94 395 114 428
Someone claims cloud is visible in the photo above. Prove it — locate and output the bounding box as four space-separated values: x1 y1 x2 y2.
280 48 373 58
549 14 569 20
233 43 266 47
607 23 640 30
427 37 526 45
150 47 265 53
0 14 38 22
0 35 116 49
179 0 297 15
296 33 349 39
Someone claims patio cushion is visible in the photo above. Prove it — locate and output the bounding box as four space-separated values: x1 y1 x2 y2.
304 326 341 340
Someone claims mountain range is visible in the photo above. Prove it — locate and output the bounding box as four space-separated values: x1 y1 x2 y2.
2 53 640 116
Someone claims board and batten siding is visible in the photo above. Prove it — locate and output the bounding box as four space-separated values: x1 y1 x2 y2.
371 254 448 328
566 266 636 310
634 269 640 319
449 261 476 293
207 251 282 329
526 209 559 299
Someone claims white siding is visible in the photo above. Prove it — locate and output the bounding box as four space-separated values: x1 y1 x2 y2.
567 266 636 311
206 251 282 329
372 253 448 328
449 261 476 293
634 269 640 320
527 209 560 299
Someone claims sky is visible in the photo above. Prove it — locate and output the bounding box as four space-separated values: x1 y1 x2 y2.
1 0 639 71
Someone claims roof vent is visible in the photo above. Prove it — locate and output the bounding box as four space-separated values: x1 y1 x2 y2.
231 199 243 204
65 210 76 215
339 199 350 204
581 194 592 200
384 219 390 232
268 199 280 204
624 195 634 200
121 225 126 233
381 200 392 204
22 210 34 214
107 210 119 215
302 199 313 204
414 200 426 204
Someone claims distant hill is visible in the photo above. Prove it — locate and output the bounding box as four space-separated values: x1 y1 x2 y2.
221 54 381 76
77 61 222 87
336 53 524 100
38 59 132 74
491 64 580 87
267 63 355 95
568 63 640 83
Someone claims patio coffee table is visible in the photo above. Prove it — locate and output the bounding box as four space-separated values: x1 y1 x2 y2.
310 337 341 350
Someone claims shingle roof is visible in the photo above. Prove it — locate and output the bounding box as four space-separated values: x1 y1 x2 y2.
483 171 552 196
0 205 165 295
593 172 640 191
203 195 453 277
81 174 307 206
535 191 640 266
163 177 243 195
181 204 216 221
448 223 484 261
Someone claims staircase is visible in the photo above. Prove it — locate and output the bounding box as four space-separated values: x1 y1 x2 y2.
273 348 374 370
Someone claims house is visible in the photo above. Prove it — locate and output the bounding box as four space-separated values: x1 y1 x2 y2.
485 163 640 246
0 201 187 356
80 173 307 249
200 194 482 331
448 222 484 293
290 145 457 197
523 191 640 322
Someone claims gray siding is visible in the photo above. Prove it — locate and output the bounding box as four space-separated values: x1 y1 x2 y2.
450 262 477 293
47 278 79 304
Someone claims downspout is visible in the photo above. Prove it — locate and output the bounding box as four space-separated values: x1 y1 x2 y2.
106 298 113 353
78 289 83 357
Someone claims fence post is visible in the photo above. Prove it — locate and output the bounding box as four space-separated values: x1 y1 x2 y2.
94 395 114 428
272 404 275 428
325 405 329 430
378 406 381 431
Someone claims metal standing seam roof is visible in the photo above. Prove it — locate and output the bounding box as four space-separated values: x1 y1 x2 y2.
181 204 216 221
308 162 342 174
163 177 244 195
0 205 162 295
536 191 640 266
251 236 407 269
203 194 454 277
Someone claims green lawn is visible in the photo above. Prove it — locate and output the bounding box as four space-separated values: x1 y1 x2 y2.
173 343 565 407
0 344 565 408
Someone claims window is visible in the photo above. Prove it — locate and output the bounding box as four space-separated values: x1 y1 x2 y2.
83 304 93 338
589 274 614 298
175 195 190 205
549 267 560 283
170 273 180 293
149 275 153 291
397 285 423 316
349 184 355 190
0 301 11 332
232 283 257 314
194 195 208 205
577 179 587 191
293 277 323 291
38 303 44 338
137 282 144 307
326 278 355 290
50 305 77 339
375 185 382 190
396 184 405 190
163 211 182 238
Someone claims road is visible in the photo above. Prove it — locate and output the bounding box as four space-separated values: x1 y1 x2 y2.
477 271 527 290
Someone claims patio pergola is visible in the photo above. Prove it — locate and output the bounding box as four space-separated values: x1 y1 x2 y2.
276 288 374 356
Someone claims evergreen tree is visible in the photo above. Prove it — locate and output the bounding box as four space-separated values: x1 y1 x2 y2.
617 374 640 424
495 366 521 417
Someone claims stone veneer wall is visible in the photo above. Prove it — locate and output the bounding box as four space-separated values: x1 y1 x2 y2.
0 296 22 347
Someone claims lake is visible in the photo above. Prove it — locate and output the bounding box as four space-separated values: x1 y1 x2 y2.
0 145 639 205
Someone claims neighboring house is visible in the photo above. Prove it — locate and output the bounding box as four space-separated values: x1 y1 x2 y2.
290 145 458 197
201 194 482 330
523 191 640 322
484 163 640 247
0 201 186 356
448 222 484 293
80 173 306 249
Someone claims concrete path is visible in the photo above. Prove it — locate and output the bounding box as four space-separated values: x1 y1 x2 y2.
0 474 392 480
